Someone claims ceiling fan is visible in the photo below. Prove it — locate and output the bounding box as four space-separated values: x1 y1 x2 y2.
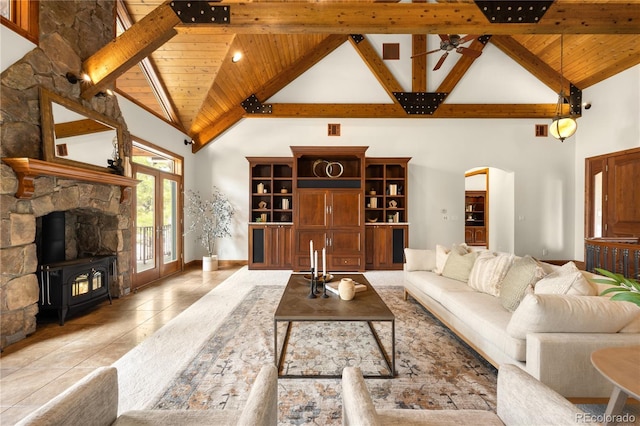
411 35 483 71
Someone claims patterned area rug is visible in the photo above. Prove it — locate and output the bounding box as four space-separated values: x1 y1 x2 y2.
154 285 497 425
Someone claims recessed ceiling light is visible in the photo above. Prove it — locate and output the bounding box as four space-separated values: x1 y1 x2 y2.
232 52 242 63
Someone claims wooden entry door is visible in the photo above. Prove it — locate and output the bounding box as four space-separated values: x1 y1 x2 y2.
586 148 640 238
132 164 183 288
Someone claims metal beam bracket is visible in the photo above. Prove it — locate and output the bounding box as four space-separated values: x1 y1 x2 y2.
170 1 230 24
242 95 272 114
350 34 365 44
474 1 553 24
393 92 448 115
569 83 582 116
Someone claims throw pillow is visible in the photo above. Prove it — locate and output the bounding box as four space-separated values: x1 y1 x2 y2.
534 261 596 296
499 255 546 312
467 252 515 296
506 294 640 339
433 245 448 275
404 248 436 272
441 250 479 283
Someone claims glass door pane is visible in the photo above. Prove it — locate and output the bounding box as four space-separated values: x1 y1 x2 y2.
136 171 156 273
162 178 178 265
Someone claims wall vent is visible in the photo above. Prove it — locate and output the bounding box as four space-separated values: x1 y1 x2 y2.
383 43 400 60
535 124 548 137
328 123 341 136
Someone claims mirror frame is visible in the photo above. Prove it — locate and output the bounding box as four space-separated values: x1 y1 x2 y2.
40 87 124 174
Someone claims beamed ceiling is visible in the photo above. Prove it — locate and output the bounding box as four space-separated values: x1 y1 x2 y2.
82 0 640 152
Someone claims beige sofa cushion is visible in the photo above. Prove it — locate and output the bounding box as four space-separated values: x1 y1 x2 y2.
500 255 546 312
404 248 436 271
442 250 478 283
468 252 515 296
507 294 640 339
534 262 596 296
434 244 469 275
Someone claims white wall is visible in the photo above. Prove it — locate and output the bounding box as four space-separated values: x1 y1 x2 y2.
488 167 515 254
0 25 35 72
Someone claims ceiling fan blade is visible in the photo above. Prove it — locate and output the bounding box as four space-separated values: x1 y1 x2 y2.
433 52 449 71
438 34 450 42
456 46 483 58
458 34 478 45
410 48 443 59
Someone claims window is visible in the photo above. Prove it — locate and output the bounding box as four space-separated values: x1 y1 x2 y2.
131 139 182 175
1 0 39 43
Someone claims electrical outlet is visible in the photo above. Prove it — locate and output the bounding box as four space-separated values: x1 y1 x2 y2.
442 215 448 221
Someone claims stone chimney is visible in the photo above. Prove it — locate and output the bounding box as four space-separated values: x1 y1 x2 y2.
0 0 134 348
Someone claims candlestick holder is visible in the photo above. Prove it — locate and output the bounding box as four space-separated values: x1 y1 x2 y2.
307 268 317 299
321 275 329 298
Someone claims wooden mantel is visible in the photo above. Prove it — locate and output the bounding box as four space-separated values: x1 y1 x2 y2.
2 157 140 203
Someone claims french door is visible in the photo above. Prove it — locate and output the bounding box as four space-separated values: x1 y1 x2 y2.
132 164 183 288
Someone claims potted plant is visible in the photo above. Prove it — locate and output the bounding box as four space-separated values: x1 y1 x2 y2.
185 187 234 271
592 268 640 307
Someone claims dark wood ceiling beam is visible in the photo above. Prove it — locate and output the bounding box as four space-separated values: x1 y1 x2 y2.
436 37 490 94
116 0 182 127
176 2 640 35
82 2 181 99
412 35 427 92
264 103 559 119
490 35 569 94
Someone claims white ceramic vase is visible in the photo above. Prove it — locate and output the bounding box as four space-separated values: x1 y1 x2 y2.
338 278 356 301
202 255 219 271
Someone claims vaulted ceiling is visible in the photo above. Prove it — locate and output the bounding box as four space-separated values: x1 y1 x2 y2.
84 0 640 152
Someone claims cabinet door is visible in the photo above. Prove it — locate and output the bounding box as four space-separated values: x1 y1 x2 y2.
295 190 328 228
294 229 328 270
330 190 362 228
473 227 486 245
274 225 292 268
328 230 362 270
248 225 271 268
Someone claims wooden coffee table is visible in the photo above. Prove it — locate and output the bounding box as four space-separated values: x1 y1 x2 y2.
274 273 395 379
591 346 640 425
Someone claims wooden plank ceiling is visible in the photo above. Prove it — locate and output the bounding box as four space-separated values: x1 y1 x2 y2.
108 0 640 152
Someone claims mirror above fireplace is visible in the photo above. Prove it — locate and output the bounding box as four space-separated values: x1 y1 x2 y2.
40 87 124 174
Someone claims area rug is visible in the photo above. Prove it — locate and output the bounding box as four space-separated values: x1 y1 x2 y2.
153 285 497 425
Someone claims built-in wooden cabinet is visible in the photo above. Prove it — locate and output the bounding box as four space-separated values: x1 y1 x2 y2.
248 157 293 224
247 149 410 271
248 223 292 269
364 158 410 224
465 191 486 246
365 224 408 270
364 158 410 270
291 146 366 272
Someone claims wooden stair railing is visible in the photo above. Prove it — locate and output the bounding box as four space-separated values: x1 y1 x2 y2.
585 238 640 280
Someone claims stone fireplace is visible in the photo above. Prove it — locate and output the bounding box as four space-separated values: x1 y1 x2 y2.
0 0 135 348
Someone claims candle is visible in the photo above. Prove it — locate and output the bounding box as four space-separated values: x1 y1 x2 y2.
314 250 318 277
309 240 314 270
322 247 326 277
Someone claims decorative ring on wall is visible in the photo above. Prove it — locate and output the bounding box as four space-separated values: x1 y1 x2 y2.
325 161 344 178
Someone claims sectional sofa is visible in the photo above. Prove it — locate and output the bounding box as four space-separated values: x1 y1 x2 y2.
403 244 640 399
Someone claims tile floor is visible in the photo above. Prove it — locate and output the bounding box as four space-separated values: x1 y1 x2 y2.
0 265 240 425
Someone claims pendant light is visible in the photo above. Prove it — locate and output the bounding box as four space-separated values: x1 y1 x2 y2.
550 34 577 142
